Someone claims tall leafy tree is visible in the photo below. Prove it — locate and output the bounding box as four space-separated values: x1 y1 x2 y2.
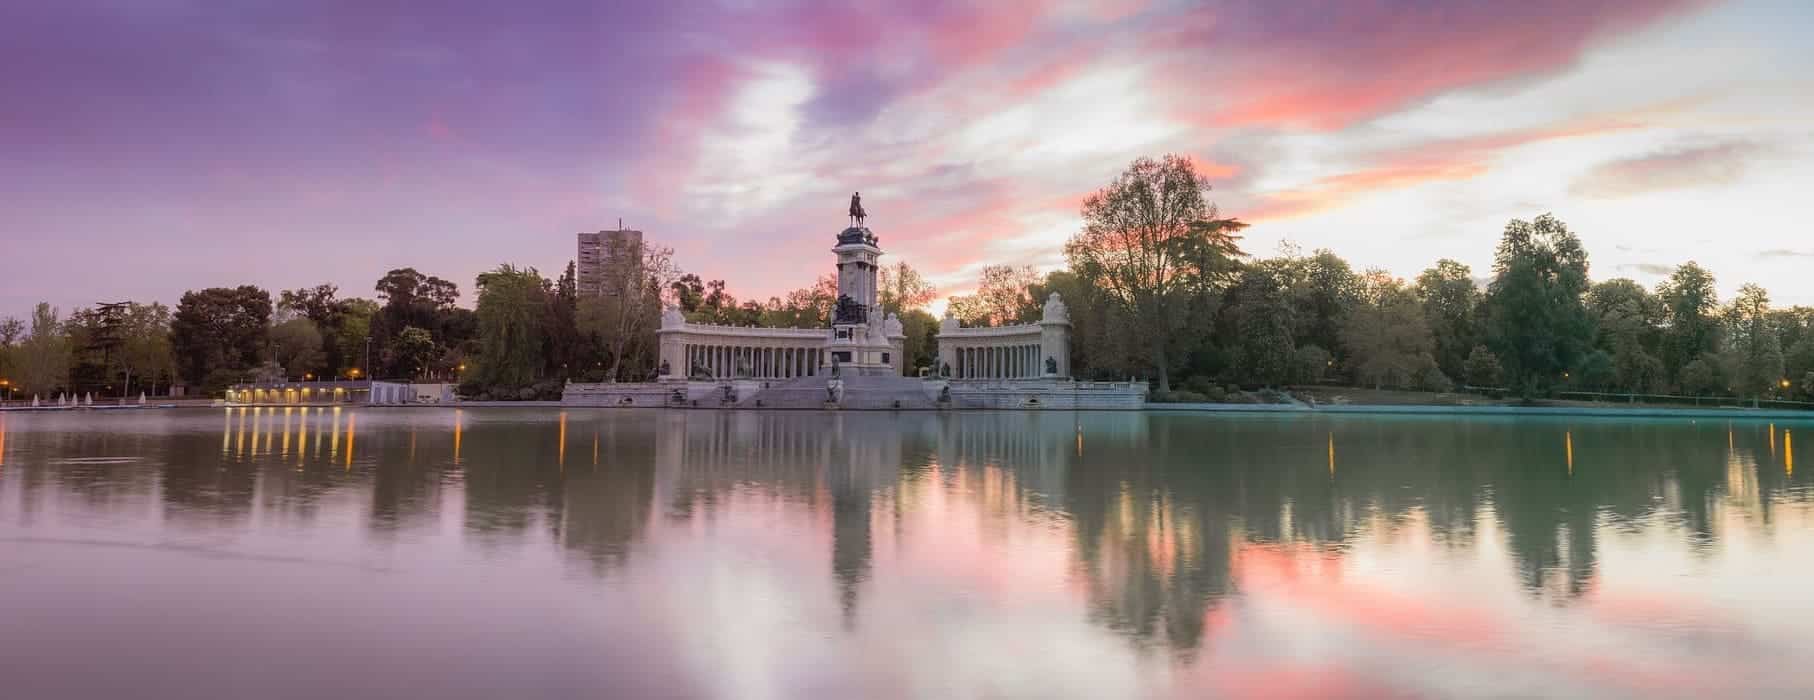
1064 154 1246 392
1284 249 1362 361
170 286 272 393
1341 271 1437 389
1585 279 1665 392
373 268 460 375
1657 262 1720 385
1722 283 1783 397
577 242 679 381
1482 214 1592 394
269 318 325 378
1414 259 1479 381
545 261 585 377
0 316 22 391
1225 267 1295 386
120 302 177 395
473 265 549 389
279 284 350 372
335 299 379 377
392 326 439 380
16 303 70 395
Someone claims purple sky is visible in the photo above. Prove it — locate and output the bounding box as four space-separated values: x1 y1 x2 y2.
4 0 1811 320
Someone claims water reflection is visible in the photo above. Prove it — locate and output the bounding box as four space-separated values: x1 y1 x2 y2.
2 410 1813 698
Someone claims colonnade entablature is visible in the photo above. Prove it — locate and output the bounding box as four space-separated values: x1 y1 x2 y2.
656 310 904 380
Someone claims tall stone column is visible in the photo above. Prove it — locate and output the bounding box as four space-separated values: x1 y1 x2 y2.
1039 293 1072 379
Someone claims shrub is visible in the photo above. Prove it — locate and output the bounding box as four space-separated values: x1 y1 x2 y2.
1464 345 1503 388
1417 366 1454 393
1293 345 1332 384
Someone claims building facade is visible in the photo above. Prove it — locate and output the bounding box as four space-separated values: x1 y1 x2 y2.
563 196 1141 410
576 228 644 297
653 216 907 379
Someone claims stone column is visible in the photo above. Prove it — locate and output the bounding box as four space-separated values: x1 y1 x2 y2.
1040 324 1070 378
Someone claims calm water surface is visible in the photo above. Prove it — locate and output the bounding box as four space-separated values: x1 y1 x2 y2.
3 408 1813 699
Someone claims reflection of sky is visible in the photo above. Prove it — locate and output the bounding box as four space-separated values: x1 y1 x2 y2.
2 410 1814 698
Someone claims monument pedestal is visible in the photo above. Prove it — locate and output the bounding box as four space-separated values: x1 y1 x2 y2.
824 322 898 377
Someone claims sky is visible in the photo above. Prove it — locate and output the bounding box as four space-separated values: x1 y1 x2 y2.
4 0 1812 321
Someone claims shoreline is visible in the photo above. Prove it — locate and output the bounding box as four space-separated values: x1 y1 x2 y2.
7 401 1814 421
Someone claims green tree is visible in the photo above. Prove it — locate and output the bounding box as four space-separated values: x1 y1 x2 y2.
1574 350 1616 392
0 316 21 392
392 326 439 380
1722 283 1783 398
1585 278 1665 392
121 302 177 395
335 298 379 378
269 318 325 379
1340 271 1437 389
1464 345 1503 388
1026 270 1136 380
1657 262 1719 386
762 275 837 328
1065 154 1246 392
1283 249 1362 363
1225 267 1294 386
898 309 939 374
669 274 707 313
473 265 549 389
16 303 70 395
545 261 584 378
279 284 352 373
1415 259 1479 382
1292 344 1332 384
1482 214 1592 394
1678 356 1721 396
171 286 272 393
372 268 460 374
578 242 679 381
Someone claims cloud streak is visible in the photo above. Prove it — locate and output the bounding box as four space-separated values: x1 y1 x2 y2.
1571 140 1765 199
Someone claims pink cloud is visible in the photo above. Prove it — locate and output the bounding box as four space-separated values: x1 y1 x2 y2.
1245 112 1654 221
1159 0 1714 130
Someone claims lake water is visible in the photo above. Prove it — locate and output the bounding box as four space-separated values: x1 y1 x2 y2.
2 408 1812 699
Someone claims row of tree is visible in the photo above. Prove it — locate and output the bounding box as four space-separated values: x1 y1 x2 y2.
960 154 1813 401
4 154 1809 402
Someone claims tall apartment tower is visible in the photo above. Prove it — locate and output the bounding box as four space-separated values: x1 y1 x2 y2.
576 227 644 296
